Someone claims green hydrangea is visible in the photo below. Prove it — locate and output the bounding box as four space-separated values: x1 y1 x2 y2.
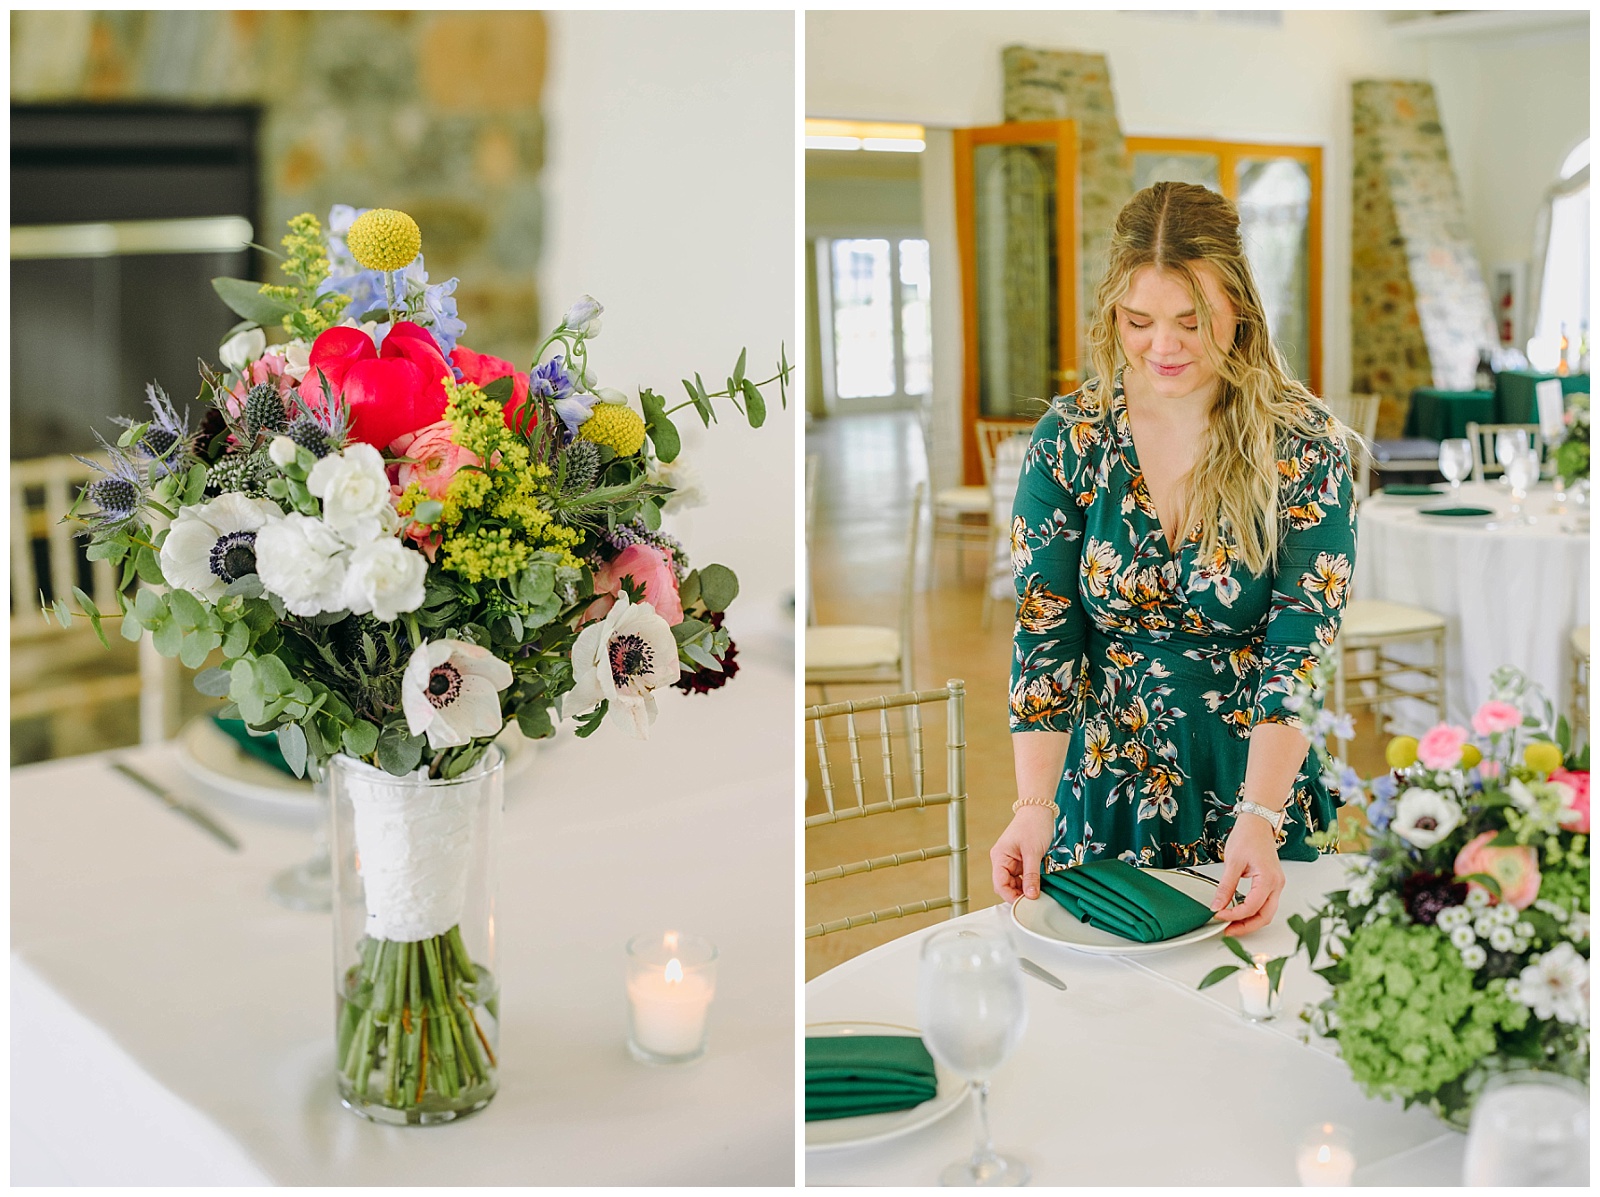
1335 923 1529 1101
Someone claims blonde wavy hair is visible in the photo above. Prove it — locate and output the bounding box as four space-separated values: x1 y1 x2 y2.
1070 181 1343 576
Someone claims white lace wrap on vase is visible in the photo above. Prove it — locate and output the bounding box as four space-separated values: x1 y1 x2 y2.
339 755 480 942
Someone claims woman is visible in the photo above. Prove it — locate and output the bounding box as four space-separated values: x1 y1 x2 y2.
991 181 1356 937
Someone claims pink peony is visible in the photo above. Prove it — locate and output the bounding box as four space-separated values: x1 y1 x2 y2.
588 544 683 626
1454 830 1542 909
1416 724 1470 770
1471 700 1523 737
1550 768 1590 834
392 421 482 501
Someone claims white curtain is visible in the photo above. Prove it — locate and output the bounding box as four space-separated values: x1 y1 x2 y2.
1527 163 1590 346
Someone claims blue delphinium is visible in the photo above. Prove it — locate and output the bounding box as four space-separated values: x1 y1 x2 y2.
533 355 594 438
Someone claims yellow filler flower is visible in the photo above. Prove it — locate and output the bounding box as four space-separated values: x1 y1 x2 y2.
578 402 647 456
346 208 422 272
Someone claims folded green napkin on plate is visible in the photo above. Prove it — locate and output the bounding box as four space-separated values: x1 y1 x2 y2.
1418 505 1494 518
1383 484 1440 496
211 715 296 776
1039 859 1215 944
805 1035 937 1121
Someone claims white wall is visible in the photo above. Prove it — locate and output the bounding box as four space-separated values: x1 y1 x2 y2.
543 11 796 629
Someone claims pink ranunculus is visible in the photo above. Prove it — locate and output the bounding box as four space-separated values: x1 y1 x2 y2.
588 544 683 626
1416 724 1470 770
1471 700 1523 737
1454 830 1542 909
225 351 300 418
1550 768 1591 834
392 421 482 501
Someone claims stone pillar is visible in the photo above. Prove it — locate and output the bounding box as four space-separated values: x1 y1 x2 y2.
1352 80 1498 437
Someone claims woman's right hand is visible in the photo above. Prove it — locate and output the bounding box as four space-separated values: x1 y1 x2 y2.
990 805 1058 904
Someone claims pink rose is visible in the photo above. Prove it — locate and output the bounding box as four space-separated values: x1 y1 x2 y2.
1416 724 1470 770
588 544 683 626
392 421 482 501
1550 768 1590 834
1454 830 1542 909
1471 701 1523 737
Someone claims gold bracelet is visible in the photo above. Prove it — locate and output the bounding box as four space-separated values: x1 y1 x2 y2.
1012 796 1059 819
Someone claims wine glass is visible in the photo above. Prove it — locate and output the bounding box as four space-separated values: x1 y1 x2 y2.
1438 438 1473 497
1505 447 1541 525
918 927 1029 1187
1463 1071 1588 1185
1495 429 1529 485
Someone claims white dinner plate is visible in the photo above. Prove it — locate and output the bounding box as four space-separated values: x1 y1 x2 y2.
804 1021 967 1152
174 716 538 822
1010 868 1235 956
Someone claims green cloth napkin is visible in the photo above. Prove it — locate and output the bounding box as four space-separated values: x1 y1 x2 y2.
1418 505 1494 518
1039 859 1215 944
805 1035 937 1121
1383 484 1441 496
211 715 296 776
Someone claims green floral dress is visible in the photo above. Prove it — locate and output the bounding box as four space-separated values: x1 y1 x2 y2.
1008 377 1356 870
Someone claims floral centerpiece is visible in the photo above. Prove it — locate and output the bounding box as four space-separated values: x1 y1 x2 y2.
59 205 787 1121
1554 391 1590 486
1277 660 1589 1127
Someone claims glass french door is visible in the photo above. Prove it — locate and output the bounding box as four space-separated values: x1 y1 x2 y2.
954 120 1080 484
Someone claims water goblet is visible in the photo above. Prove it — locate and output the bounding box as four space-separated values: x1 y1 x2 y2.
1495 429 1529 485
1505 447 1541 525
1438 438 1473 497
918 927 1030 1187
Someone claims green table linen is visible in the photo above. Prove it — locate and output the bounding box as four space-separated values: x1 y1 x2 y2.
1405 387 1495 441
1495 370 1589 426
212 715 297 775
805 1035 937 1121
1039 859 1216 943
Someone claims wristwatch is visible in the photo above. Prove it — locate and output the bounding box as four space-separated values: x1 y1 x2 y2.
1234 799 1288 846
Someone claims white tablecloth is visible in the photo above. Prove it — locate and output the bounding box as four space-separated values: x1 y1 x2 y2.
11 630 796 1186
805 855 1467 1186
1356 482 1590 726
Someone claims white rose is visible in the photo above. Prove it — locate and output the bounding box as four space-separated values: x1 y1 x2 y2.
255 514 349 617
158 492 282 602
307 443 396 543
219 327 266 372
341 538 427 622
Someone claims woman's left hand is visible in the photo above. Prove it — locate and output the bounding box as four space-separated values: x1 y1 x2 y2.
1209 816 1286 936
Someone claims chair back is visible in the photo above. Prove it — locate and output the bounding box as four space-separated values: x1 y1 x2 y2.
899 481 925 681
804 455 820 625
1323 393 1380 498
974 419 1032 487
1465 422 1543 483
10 454 117 634
804 679 969 938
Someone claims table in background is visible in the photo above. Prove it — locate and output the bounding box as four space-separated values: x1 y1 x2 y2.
1355 483 1589 726
11 633 796 1186
805 855 1465 1186
1405 387 1495 442
1496 370 1590 426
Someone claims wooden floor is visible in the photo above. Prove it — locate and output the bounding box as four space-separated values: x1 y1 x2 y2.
803 410 1385 981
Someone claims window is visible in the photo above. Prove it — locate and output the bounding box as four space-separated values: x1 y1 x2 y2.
819 236 931 405
1531 138 1590 366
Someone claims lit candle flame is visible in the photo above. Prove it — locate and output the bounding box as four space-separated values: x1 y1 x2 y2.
664 930 679 952
1316 1145 1331 1166
1252 953 1270 971
664 957 683 985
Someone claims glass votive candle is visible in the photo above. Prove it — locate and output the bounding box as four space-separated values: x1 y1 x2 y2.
1296 1122 1356 1186
625 931 718 1064
1237 953 1280 1021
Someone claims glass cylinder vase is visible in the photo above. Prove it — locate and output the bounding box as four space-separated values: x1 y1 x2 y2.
329 747 503 1125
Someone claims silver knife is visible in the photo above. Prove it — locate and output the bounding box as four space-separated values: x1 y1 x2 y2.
1019 957 1067 990
110 761 242 852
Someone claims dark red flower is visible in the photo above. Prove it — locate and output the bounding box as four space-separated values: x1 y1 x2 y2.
1401 871 1468 926
299 321 451 450
673 614 739 695
450 344 533 432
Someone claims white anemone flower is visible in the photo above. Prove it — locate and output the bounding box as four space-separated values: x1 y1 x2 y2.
1514 943 1590 1026
1391 786 1464 849
569 592 681 739
401 640 513 750
159 492 283 602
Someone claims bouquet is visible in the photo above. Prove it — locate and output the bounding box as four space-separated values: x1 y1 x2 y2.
59 205 787 1115
1554 391 1590 485
1280 659 1589 1126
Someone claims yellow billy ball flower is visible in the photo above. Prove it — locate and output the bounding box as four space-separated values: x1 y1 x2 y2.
578 401 647 456
1385 735 1419 770
346 208 422 272
1460 744 1483 770
1523 741 1564 775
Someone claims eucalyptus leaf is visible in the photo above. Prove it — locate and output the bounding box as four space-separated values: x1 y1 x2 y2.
697 563 739 612
640 388 681 462
151 618 183 657
741 378 767 428
683 642 722 672
277 722 309 778
194 666 234 697
342 720 380 758
376 726 424 776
